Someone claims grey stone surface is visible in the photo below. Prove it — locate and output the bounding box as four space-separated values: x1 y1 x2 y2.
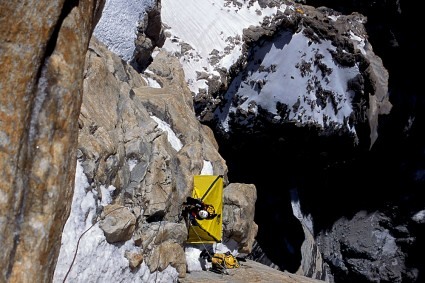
179 259 326 283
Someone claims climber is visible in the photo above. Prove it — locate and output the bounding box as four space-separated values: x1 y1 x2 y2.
182 196 217 225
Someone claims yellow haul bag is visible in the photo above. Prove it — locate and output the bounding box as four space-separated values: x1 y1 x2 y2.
212 252 240 269
186 175 223 243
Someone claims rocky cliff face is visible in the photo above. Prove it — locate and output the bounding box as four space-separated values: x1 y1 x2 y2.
292 1 425 282
0 1 105 282
53 36 260 281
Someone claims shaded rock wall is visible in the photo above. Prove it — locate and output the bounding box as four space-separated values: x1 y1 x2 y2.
216 1 424 282
295 1 425 282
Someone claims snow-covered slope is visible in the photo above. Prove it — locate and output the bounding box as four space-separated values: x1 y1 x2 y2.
93 0 156 61
161 1 378 141
214 27 359 134
162 0 285 95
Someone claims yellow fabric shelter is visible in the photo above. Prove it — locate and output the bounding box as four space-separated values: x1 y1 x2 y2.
186 175 223 243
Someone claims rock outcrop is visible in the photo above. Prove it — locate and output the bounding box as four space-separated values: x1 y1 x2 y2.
316 211 416 282
160 1 391 150
0 0 105 281
223 183 258 254
133 1 165 71
223 5 390 148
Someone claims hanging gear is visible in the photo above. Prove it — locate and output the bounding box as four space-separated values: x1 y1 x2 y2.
205 204 216 216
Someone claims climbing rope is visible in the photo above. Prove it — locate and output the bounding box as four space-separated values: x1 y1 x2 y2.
62 206 126 283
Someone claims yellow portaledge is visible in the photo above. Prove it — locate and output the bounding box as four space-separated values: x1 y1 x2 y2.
186 175 223 243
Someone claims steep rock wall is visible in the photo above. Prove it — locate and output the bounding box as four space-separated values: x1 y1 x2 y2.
54 36 260 281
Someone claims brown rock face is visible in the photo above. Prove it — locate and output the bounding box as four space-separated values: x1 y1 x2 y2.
99 204 137 243
0 0 105 282
223 183 258 254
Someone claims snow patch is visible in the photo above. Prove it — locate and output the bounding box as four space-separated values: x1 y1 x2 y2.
93 0 156 61
201 160 214 175
54 160 179 282
151 115 183 151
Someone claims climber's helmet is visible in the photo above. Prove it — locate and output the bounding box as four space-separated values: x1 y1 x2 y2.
198 210 209 219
